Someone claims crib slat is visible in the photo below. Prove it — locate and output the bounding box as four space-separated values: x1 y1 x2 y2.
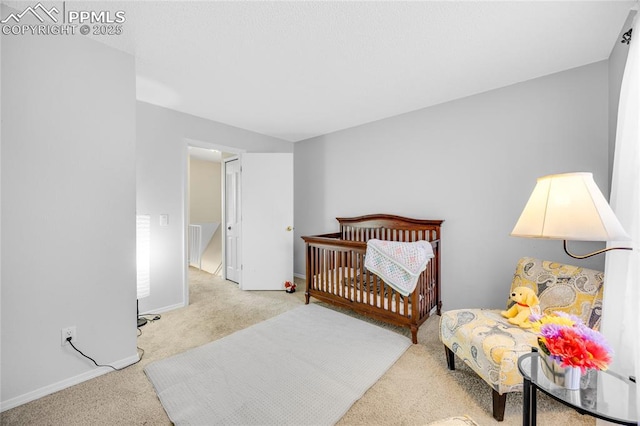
322 248 327 292
360 253 368 305
339 251 344 296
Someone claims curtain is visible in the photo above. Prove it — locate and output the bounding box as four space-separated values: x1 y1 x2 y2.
602 5 639 421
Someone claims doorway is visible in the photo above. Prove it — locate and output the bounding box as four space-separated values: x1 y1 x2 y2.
183 141 294 305
187 147 224 276
185 140 244 306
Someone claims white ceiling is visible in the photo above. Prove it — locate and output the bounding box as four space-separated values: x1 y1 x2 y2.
24 1 639 142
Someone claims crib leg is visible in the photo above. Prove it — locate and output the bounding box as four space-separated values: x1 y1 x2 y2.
410 326 418 344
305 292 310 305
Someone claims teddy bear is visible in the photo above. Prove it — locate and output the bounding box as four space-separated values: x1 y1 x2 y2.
500 286 540 328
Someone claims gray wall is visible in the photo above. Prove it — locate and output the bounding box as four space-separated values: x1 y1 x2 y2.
1 32 137 406
136 102 292 314
294 61 609 310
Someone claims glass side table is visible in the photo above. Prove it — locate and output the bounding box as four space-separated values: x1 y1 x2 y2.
518 350 637 426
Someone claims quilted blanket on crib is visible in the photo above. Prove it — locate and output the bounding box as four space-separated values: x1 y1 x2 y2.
364 239 434 296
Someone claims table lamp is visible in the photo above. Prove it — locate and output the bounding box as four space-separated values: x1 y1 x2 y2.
511 172 631 259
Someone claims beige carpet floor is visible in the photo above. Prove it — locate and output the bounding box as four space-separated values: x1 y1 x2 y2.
1 268 594 425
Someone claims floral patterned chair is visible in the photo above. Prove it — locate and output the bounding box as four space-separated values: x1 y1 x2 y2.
439 257 604 421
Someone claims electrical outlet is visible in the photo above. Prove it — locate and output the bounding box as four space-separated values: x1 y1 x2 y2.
61 326 76 346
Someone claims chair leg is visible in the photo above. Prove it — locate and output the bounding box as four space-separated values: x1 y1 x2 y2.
492 389 506 422
444 345 455 370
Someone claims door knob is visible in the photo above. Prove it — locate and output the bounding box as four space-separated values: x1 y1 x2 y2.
286 226 293 231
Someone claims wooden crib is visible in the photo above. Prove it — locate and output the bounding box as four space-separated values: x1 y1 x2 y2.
302 214 443 344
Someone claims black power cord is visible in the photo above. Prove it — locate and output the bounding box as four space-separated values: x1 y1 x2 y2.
66 337 144 371
139 314 162 323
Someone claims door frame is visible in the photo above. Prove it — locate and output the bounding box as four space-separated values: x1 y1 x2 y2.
183 138 245 307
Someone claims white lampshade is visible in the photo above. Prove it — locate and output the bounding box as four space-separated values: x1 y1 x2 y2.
511 172 630 242
136 214 151 299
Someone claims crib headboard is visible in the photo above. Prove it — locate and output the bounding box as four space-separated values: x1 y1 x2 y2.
336 214 443 243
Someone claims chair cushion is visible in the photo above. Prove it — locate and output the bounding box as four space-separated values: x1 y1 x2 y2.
509 257 604 329
440 309 538 394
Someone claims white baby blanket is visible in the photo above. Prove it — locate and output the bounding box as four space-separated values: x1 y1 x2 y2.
364 239 434 296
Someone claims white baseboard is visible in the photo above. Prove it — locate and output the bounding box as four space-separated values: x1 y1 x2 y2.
293 272 306 280
141 301 184 316
0 353 140 412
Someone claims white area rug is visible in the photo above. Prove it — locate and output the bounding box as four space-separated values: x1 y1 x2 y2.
144 304 411 425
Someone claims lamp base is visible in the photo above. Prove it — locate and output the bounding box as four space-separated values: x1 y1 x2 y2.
137 317 148 327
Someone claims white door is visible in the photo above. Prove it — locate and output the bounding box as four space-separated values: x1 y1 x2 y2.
240 153 294 290
224 158 241 283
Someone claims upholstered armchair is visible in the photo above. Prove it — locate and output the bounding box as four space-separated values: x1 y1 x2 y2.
439 257 604 421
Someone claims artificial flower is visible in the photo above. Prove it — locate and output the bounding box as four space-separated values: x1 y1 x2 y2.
530 311 613 373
